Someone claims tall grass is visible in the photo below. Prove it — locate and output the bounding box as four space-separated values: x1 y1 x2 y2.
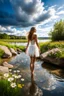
39 41 64 53
0 41 25 51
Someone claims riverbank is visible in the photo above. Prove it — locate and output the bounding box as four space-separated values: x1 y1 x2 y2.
0 41 64 59
0 39 27 43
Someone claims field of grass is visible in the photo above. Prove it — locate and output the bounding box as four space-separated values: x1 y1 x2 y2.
39 41 64 53
0 40 64 59
0 39 27 43
39 41 64 58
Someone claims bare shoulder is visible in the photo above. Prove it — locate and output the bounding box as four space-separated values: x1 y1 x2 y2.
33 34 37 39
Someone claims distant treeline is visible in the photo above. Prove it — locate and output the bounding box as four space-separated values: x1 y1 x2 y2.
0 33 50 39
38 37 50 39
0 33 26 39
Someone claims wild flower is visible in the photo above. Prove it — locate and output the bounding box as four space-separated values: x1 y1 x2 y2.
14 75 21 79
17 70 20 73
9 69 12 72
10 82 16 88
12 74 16 77
8 77 14 82
13 70 16 73
21 78 24 81
18 75 22 78
18 84 22 88
4 73 9 78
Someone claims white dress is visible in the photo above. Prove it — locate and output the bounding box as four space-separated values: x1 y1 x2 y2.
26 39 40 57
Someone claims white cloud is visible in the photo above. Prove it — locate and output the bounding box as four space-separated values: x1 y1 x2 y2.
57 10 64 15
57 5 64 11
9 0 56 26
0 25 27 36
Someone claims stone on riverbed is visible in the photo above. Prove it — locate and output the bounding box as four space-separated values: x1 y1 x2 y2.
3 61 13 68
40 48 60 59
0 66 9 73
0 45 12 58
40 48 64 67
9 48 17 55
16 48 22 54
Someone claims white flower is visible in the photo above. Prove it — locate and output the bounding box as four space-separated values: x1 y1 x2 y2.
15 75 21 79
17 70 20 73
9 69 12 72
15 75 19 79
8 77 14 82
10 83 16 88
18 75 21 78
13 70 16 73
12 74 16 77
21 78 24 81
4 73 9 78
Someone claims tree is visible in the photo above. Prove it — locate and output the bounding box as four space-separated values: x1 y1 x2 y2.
0 33 10 39
49 20 64 41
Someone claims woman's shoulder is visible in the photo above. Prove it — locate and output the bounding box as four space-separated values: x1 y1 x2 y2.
32 33 37 40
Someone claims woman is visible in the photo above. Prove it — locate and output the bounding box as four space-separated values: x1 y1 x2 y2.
26 27 40 75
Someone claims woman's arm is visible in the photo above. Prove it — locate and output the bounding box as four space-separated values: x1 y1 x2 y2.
34 35 40 49
25 39 29 53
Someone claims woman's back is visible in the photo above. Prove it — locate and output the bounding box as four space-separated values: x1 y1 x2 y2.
29 33 37 45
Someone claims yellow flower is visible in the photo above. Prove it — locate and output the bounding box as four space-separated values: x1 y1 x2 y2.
18 84 22 88
21 84 24 87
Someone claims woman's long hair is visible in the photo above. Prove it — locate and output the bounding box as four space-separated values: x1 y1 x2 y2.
28 27 36 41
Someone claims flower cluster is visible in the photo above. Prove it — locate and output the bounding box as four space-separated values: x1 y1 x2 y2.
3 69 25 89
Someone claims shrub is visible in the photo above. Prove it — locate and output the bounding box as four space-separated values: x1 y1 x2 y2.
49 20 64 41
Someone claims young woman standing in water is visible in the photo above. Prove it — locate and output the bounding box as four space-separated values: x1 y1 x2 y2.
26 27 40 75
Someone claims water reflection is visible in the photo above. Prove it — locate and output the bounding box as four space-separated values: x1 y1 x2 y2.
23 74 43 96
42 75 57 91
1 53 64 96
42 63 64 80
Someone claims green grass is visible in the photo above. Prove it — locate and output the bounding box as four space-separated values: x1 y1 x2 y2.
39 41 64 58
0 79 22 96
0 40 64 59
0 41 25 51
0 49 4 58
0 41 26 58
39 41 64 53
0 39 27 43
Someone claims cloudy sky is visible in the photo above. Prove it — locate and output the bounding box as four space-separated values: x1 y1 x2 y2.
0 0 64 37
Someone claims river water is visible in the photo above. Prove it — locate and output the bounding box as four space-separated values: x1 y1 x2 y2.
9 39 50 46
2 52 64 96
0 39 64 96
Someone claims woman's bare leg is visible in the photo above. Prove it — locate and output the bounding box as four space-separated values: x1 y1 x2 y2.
30 56 36 75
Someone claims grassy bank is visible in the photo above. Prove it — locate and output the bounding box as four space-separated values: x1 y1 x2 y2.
0 41 25 59
39 41 64 58
0 41 25 51
0 39 27 43
39 41 64 53
0 40 64 59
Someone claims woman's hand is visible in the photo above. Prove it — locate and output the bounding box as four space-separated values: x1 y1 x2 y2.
38 47 40 54
25 48 27 54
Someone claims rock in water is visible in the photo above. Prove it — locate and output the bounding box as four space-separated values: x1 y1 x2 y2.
0 66 9 73
40 48 64 67
10 48 17 55
0 45 12 58
40 48 60 59
16 48 22 54
3 61 13 68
